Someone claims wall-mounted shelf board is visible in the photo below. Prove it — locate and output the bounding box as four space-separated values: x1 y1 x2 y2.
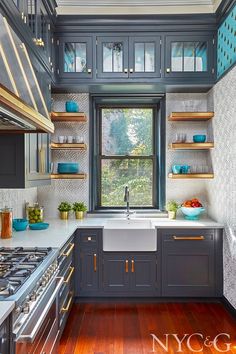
169 142 214 150
168 112 214 121
51 112 87 122
51 143 87 150
168 173 214 179
51 173 86 180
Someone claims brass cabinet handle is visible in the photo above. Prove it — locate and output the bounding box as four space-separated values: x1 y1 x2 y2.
125 260 129 273
94 254 97 272
131 260 135 273
124 68 128 73
87 68 92 74
61 243 74 257
166 68 171 73
64 266 74 283
130 68 134 73
173 236 205 240
61 294 73 313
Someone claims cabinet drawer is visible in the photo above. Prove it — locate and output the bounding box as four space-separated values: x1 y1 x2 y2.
78 229 102 248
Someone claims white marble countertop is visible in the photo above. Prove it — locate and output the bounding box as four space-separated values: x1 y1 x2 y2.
0 217 224 250
0 301 14 326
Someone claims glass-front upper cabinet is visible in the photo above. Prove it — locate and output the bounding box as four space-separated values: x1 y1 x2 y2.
97 37 129 78
129 36 161 78
165 35 214 78
58 36 93 79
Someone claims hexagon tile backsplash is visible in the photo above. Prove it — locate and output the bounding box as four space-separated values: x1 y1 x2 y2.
0 188 37 218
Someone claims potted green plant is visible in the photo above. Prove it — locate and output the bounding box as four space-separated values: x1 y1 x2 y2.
72 202 87 219
58 202 72 220
166 200 179 220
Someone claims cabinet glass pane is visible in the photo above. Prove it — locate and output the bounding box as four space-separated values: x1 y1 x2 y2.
103 42 123 73
145 43 155 72
171 42 183 72
184 42 195 71
64 43 87 73
195 42 207 72
135 43 145 72
28 0 36 34
135 42 155 72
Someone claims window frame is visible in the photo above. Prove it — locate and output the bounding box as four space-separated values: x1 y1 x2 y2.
90 95 166 212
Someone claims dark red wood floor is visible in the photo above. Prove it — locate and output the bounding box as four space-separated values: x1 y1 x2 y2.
59 302 236 354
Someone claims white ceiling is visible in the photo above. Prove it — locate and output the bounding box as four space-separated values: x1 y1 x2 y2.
56 0 223 15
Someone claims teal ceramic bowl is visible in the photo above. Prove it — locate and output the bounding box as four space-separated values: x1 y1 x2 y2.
13 218 28 231
193 135 206 143
181 207 205 220
29 222 49 230
57 163 79 174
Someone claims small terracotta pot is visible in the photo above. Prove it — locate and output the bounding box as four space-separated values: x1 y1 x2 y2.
168 211 176 220
60 211 69 220
75 211 84 219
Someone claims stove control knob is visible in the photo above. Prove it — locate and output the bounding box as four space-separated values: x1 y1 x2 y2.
15 306 22 314
22 304 30 314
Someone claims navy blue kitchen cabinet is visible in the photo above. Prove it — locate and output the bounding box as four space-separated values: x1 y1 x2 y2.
75 229 102 296
165 34 215 79
102 254 130 292
97 35 161 79
97 36 129 78
103 253 160 296
161 228 223 297
129 36 161 78
57 36 93 80
0 316 10 354
0 133 51 188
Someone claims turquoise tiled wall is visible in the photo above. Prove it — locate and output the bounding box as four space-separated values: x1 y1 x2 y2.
217 5 236 78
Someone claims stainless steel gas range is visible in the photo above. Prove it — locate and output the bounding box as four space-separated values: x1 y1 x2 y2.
0 247 63 354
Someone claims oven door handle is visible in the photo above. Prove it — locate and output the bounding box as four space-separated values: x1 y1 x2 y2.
17 277 63 343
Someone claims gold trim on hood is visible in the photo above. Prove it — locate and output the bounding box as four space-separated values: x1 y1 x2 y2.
0 84 54 133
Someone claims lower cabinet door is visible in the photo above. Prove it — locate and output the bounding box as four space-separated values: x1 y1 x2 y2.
161 230 215 297
130 255 159 294
80 249 99 292
103 254 129 292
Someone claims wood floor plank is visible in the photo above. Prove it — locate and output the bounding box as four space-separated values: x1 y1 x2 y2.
59 302 236 354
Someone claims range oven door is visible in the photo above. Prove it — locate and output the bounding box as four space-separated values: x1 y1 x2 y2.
15 277 63 354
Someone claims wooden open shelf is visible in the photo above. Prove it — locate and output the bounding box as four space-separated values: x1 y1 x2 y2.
50 112 87 122
169 142 214 150
51 143 87 150
168 173 214 179
51 173 86 180
168 112 214 121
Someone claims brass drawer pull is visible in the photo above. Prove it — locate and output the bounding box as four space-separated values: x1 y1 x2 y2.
173 236 205 240
131 260 135 273
61 243 74 257
61 294 73 313
64 266 74 284
94 254 97 272
125 260 129 273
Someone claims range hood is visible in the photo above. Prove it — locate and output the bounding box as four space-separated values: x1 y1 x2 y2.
0 15 54 133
